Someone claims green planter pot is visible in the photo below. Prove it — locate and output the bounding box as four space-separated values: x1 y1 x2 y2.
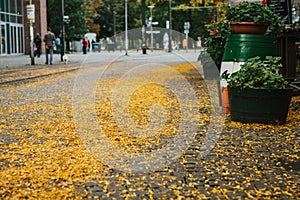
222 34 278 62
228 87 293 124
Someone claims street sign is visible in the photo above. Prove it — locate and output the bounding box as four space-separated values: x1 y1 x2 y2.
184 22 190 52
146 20 150 27
146 30 161 34
64 16 70 24
166 20 170 29
184 21 190 30
26 4 35 23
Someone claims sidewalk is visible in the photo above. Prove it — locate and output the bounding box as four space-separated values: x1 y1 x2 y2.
0 53 85 84
0 53 85 68
0 50 192 84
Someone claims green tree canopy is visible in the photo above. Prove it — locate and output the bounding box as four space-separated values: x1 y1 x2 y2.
47 0 224 43
47 0 88 42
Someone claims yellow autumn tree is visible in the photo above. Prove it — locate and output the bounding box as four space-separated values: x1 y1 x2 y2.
84 0 102 34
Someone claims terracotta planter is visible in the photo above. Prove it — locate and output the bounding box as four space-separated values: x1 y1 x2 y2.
230 22 268 34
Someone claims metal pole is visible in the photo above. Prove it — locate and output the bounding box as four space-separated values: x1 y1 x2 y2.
142 0 146 54
113 11 116 42
287 0 292 24
148 6 154 52
142 25 145 50
60 0 65 61
29 0 34 65
125 0 128 55
150 7 153 52
186 31 188 52
184 22 189 53
168 0 172 53
30 21 34 65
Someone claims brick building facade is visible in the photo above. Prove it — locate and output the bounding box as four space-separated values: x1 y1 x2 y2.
24 0 47 55
0 0 47 55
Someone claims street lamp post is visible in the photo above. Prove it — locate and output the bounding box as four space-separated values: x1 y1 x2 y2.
60 0 65 62
125 0 128 55
27 0 35 65
142 25 146 54
142 0 146 54
184 21 190 52
113 11 117 43
148 5 154 52
168 0 172 53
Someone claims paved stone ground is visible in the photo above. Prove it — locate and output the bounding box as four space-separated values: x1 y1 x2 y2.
0 51 299 199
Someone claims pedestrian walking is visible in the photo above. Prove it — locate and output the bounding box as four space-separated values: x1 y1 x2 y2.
91 39 95 51
34 33 42 57
88 40 91 52
43 27 55 65
82 38 88 54
55 37 61 54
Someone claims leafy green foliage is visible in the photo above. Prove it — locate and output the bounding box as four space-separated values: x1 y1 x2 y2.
206 21 231 70
222 56 288 89
92 0 215 40
225 2 285 35
47 0 88 42
46 0 224 44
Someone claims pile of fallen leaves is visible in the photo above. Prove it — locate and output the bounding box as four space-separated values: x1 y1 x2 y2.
0 71 107 199
94 63 211 154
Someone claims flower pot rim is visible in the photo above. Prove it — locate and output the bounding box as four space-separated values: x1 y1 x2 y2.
229 22 268 26
228 87 293 91
229 22 269 34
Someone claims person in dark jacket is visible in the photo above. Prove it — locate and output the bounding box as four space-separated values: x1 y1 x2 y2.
34 33 42 57
43 27 55 65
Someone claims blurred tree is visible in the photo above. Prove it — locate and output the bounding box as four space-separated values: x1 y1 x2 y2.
47 0 88 44
84 0 102 34
150 0 219 41
46 0 224 45
92 0 142 39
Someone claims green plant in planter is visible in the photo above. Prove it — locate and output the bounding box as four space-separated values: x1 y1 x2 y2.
206 21 231 70
221 56 288 89
225 1 285 35
221 56 292 124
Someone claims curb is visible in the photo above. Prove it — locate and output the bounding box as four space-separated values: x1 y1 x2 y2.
0 66 79 86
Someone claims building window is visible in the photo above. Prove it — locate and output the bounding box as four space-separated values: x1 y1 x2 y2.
18 26 23 53
17 16 22 24
1 25 6 54
0 0 8 12
17 0 22 15
0 0 4 12
0 0 24 55
10 15 16 23
10 0 16 13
